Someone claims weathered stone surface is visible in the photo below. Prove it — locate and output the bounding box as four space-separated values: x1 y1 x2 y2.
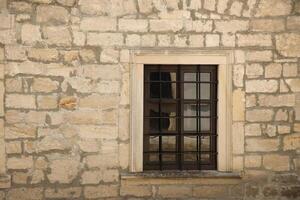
276 33 300 57
238 34 272 47
245 124 261 136
245 155 261 168
7 156 33 169
84 185 118 198
258 94 295 107
215 20 249 33
43 26 72 46
21 24 42 45
87 33 123 46
80 17 116 31
6 141 22 154
265 63 282 78
45 187 81 198
283 133 300 151
285 79 300 92
246 138 279 152
32 78 59 93
119 19 148 32
36 5 69 24
6 94 36 109
193 186 228 198
5 45 26 61
150 20 183 32
232 122 244 154
158 186 192 198
120 185 152 197
59 96 77 110
233 89 245 121
47 155 80 184
7 188 43 200
283 63 298 77
246 80 278 93
287 16 300 31
251 19 285 32
56 0 76 6
27 48 59 62
246 64 263 78
263 154 290 171
255 0 292 16
186 20 213 32
246 50 272 62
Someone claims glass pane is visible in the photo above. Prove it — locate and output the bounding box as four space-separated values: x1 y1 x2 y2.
149 118 159 131
201 136 210 151
184 104 197 116
149 154 159 162
149 136 159 151
162 154 176 162
200 83 210 99
200 104 210 117
146 103 159 116
159 118 176 132
201 154 210 163
161 103 177 117
150 83 160 98
161 83 176 99
184 136 197 151
161 72 176 81
184 153 197 161
162 136 176 151
150 72 160 81
200 118 210 131
200 73 210 82
184 118 197 131
184 73 196 81
184 83 196 99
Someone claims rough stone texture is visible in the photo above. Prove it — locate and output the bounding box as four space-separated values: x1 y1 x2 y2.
0 0 299 199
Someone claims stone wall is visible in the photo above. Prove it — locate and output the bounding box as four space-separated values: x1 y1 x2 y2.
0 0 299 199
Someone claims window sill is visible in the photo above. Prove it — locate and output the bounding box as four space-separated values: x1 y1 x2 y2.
122 170 243 179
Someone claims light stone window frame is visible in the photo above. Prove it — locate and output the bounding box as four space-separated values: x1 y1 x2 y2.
130 49 234 173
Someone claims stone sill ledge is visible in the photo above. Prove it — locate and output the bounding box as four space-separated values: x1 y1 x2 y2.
122 170 243 179
0 174 11 188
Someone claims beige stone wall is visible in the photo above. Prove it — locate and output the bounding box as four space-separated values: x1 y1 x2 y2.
0 0 299 199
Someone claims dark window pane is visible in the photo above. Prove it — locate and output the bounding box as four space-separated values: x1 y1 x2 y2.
200 103 210 117
161 83 176 99
149 136 159 151
162 154 176 162
162 136 176 151
201 136 210 152
150 72 160 81
200 72 210 82
150 83 160 98
184 73 196 81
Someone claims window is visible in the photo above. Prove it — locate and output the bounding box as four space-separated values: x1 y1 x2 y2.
143 65 218 170
130 51 234 173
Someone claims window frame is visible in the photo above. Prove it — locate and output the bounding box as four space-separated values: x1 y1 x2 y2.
130 50 234 172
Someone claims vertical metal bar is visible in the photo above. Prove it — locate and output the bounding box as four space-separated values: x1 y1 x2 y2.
158 65 162 170
196 66 199 170
179 65 183 170
198 65 202 170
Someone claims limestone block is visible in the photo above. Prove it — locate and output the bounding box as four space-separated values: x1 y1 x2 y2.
56 0 76 6
263 154 289 171
21 24 42 45
283 133 300 151
189 35 204 47
246 94 256 107
193 186 228 198
246 64 263 78
186 20 213 32
77 125 117 139
276 33 300 57
246 80 278 93
79 94 118 109
7 156 33 169
5 124 36 139
233 89 245 121
150 20 183 32
229 1 243 16
47 155 80 184
203 0 216 11
120 185 152 197
278 125 290 134
7 188 43 200
275 109 288 121
137 0 153 14
96 81 120 94
158 34 171 46
251 19 285 32
265 63 282 78
79 49 96 63
87 33 123 46
5 45 26 61
32 78 59 93
80 64 120 80
73 31 85 46
100 48 119 63
78 0 110 15
245 124 261 136
45 187 81 199
246 138 279 152
36 5 69 24
258 94 295 107
246 109 274 122
59 96 77 110
80 17 116 31
6 94 36 109
255 0 292 17
245 155 261 168
84 185 118 198
232 122 244 154
27 48 59 62
141 34 156 47
214 20 249 33
119 19 148 32
158 186 192 198
43 26 72 46
10 1 32 13
237 34 272 47
283 63 298 77
246 50 272 62
206 34 220 47
286 79 300 92
85 153 118 168
217 0 229 13
6 141 22 154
